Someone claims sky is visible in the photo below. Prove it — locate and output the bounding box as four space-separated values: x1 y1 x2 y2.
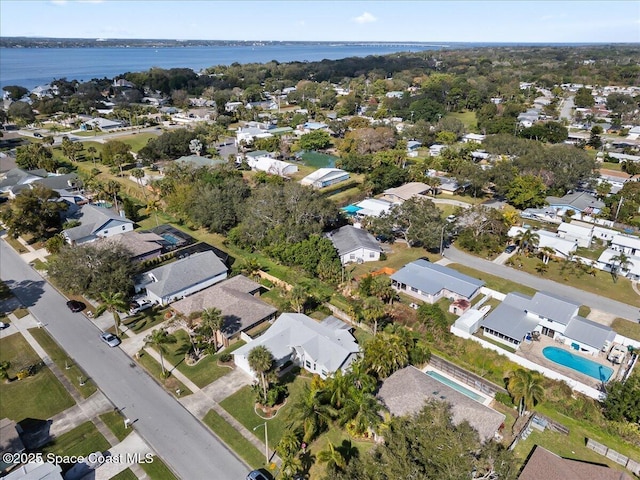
1 1 639 43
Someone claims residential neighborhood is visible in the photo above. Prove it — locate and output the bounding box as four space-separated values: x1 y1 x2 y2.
1 39 639 480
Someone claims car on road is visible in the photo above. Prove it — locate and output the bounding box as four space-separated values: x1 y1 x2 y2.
504 245 517 254
66 300 85 312
0 321 9 329
100 332 121 347
446 214 457 222
34 132 42 138
246 470 270 480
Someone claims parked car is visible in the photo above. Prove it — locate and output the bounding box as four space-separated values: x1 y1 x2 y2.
34 132 42 138
129 300 153 315
0 321 10 329
100 332 121 347
246 470 270 480
446 214 456 222
66 300 85 312
504 245 517 254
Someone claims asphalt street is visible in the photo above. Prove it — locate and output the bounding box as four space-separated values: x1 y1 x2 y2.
444 245 639 321
0 240 249 480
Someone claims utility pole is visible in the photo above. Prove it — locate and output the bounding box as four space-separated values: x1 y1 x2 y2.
614 196 624 222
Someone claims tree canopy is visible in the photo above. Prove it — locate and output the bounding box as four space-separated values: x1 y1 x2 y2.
0 185 67 240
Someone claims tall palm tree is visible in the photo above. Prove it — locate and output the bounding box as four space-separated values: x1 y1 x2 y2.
104 180 121 212
144 328 177 376
87 146 97 166
507 369 545 416
539 246 555 265
514 229 540 255
95 291 129 336
339 391 382 435
289 384 337 443
363 334 409 379
145 197 162 227
130 168 147 198
317 441 346 472
610 252 634 282
362 296 385 336
327 369 352 409
276 429 301 460
200 307 223 349
288 285 308 314
247 345 274 402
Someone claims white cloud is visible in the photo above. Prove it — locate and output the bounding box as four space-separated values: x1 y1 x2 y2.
353 12 377 24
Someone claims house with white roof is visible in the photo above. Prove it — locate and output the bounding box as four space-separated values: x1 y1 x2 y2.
597 249 640 281
233 313 361 379
391 260 485 304
610 233 640 256
382 182 430 203
508 227 577 259
462 133 486 144
406 140 422 157
136 251 228 306
247 156 298 177
429 144 446 157
62 204 134 245
300 168 349 188
328 225 382 265
556 222 593 248
353 198 393 218
82 117 125 131
481 291 616 355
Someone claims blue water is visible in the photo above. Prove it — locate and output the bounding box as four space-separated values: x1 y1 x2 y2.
543 347 613 382
0 44 442 90
161 233 182 245
426 370 485 402
342 205 362 214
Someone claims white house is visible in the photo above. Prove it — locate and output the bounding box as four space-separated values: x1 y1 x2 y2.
328 225 382 265
597 248 640 281
508 227 578 259
353 198 393 218
429 144 446 157
382 182 430 203
233 313 360 380
300 168 350 188
610 233 640 257
62 204 134 245
406 140 422 157
247 156 298 177
556 222 593 248
462 133 486 144
136 251 228 306
82 117 125 131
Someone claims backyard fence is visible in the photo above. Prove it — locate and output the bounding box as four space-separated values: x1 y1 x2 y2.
427 354 508 397
586 438 640 475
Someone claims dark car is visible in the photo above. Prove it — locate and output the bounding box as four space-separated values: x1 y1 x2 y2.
66 300 85 312
100 332 121 347
505 245 517 254
0 321 9 330
246 470 270 480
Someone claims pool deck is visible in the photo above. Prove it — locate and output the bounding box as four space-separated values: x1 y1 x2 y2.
421 366 493 406
515 334 625 388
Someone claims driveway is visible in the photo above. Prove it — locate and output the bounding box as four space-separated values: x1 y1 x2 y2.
0 240 249 480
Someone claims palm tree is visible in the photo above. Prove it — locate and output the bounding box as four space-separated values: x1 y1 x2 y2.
104 180 121 212
539 246 555 265
0 361 11 382
289 384 338 443
339 391 382 436
87 146 97 166
239 258 262 281
535 262 548 275
130 168 147 198
514 229 540 255
327 369 352 409
317 441 346 472
144 328 177 376
145 197 162 227
276 429 301 460
200 307 223 349
94 291 129 336
247 345 274 402
363 334 409 379
507 369 545 416
362 296 385 336
610 252 634 282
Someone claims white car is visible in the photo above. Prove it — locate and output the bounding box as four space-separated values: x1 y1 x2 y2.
100 332 121 347
129 300 153 315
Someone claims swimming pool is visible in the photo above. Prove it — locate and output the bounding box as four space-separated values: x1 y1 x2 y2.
341 204 362 214
161 233 182 245
542 347 613 382
426 370 486 402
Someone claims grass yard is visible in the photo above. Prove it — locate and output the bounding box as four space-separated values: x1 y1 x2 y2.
136 351 192 397
42 421 111 467
140 456 178 480
611 318 640 342
5 236 28 254
0 333 75 422
220 375 311 450
307 426 375 480
13 307 29 318
110 469 138 480
99 410 131 442
327 186 366 205
446 264 538 297
202 410 265 470
29 328 97 398
350 242 439 279
446 110 478 131
115 132 157 152
123 308 170 334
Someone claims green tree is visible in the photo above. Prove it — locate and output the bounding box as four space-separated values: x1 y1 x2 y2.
199 308 224 349
417 303 449 342
505 174 547 210
3 85 28 100
144 328 177 376
602 376 640 423
363 333 409 379
95 291 129 336
514 229 540 255
339 391 382 436
7 101 35 125
362 296 386 336
609 252 634 282
15 143 57 171
0 185 67 240
507 369 545 416
317 441 347 472
574 87 595 108
0 361 11 382
298 130 332 150
289 384 337 443
247 345 274 402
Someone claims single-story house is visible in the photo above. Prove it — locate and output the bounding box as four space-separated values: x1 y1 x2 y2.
174 155 227 169
170 275 277 347
62 204 134 245
382 182 430 203
0 168 48 194
462 133 486 144
6 172 81 199
353 198 394 218
406 140 422 157
481 291 616 354
102 231 164 262
300 168 350 188
518 445 633 480
610 233 640 256
429 144 446 157
233 313 360 380
82 117 125 131
247 156 298 177
556 222 593 248
376 366 505 443
507 227 577 259
391 260 484 304
546 192 605 217
328 225 382 265
136 251 228 306
597 248 640 281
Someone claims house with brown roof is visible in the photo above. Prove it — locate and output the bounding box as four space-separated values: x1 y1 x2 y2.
170 275 277 347
519 445 632 480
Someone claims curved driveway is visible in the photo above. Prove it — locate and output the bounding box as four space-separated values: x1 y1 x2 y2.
444 245 639 321
0 241 248 480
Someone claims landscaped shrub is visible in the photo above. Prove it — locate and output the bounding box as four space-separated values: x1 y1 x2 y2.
16 369 31 380
219 353 232 363
495 391 514 407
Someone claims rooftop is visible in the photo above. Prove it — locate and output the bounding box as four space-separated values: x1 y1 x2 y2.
328 225 381 256
527 291 580 325
482 293 539 342
391 260 484 299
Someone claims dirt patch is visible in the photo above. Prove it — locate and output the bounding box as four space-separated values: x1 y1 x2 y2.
586 309 616 327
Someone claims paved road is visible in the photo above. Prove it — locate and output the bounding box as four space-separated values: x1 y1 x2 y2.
444 245 639 321
559 95 575 121
0 241 248 480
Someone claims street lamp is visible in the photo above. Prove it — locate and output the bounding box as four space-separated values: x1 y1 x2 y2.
253 422 269 464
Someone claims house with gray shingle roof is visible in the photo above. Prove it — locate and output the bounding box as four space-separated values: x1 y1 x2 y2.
102 231 164 261
328 225 382 265
0 168 48 194
62 204 134 245
546 191 605 217
136 251 228 305
391 260 484 304
377 366 505 443
170 275 277 347
233 313 360 379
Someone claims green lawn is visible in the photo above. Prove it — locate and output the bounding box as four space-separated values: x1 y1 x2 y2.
99 411 131 442
42 421 111 464
29 328 97 398
447 264 537 296
350 242 438 278
220 375 311 450
202 410 265 469
600 161 623 172
307 425 375 480
111 469 138 480
445 111 478 131
159 329 245 388
136 350 193 397
115 132 157 152
0 333 75 422
123 308 170 334
140 456 178 480
5 236 28 254
611 318 640 342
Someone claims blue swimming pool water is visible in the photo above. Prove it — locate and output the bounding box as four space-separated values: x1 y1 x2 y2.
426 370 485 402
161 233 181 245
542 347 613 382
341 205 362 214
